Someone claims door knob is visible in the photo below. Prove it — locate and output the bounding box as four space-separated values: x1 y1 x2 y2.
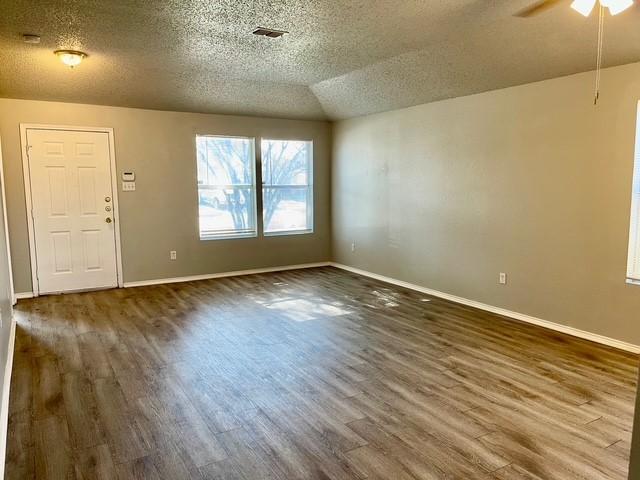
105 217 112 224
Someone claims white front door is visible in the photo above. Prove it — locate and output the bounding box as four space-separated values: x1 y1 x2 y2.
26 128 118 294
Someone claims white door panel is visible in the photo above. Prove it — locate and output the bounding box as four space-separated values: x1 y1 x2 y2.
27 129 118 294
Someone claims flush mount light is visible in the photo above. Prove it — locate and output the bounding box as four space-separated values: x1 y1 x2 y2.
54 49 87 68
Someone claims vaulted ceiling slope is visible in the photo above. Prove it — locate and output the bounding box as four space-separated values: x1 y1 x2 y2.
1 0 640 120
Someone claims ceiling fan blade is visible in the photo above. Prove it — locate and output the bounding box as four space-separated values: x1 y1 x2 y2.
514 0 566 17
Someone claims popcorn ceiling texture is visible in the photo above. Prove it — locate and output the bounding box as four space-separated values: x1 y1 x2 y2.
1 0 640 120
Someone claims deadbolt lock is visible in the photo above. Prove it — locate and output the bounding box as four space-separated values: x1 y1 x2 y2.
105 217 112 224
105 196 111 202
105 206 112 212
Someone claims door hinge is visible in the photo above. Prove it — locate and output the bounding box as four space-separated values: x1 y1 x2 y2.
25 145 32 157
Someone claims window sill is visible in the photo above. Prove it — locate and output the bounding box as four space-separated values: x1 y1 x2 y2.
264 229 313 237
626 278 640 286
200 232 257 241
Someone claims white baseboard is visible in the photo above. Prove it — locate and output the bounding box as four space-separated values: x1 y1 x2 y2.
123 262 332 288
0 318 16 479
330 262 640 354
14 292 33 300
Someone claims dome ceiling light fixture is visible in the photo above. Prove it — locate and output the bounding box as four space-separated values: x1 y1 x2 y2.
515 0 635 105
54 49 87 68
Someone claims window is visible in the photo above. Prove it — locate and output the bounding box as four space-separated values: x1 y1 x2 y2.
628 106 640 283
196 135 257 240
261 139 313 235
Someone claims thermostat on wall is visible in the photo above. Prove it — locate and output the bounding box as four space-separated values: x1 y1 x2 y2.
122 172 135 181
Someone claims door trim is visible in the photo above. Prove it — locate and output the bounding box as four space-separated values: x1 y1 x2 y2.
19 124 124 296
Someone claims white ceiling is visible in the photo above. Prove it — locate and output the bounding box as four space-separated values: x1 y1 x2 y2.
1 0 640 120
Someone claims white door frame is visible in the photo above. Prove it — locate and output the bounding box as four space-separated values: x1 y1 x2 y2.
19 124 124 296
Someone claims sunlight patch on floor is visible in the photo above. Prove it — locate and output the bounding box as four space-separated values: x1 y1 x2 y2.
264 297 350 321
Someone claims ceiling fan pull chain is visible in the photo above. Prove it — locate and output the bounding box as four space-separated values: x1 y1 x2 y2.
594 4 605 105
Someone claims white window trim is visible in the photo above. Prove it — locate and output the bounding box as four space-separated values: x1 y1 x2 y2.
627 102 640 284
200 230 257 241
196 135 258 241
261 139 314 237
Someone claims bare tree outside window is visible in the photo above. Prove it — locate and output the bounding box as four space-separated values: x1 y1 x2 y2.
196 136 256 239
195 136 312 239
262 139 313 235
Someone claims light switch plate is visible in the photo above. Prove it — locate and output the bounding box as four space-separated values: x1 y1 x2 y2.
122 181 136 191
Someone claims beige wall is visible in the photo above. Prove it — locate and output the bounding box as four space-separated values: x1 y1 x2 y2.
332 62 640 346
0 140 14 447
0 99 331 293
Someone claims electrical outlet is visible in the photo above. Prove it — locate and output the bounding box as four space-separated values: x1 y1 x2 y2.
499 272 507 285
170 250 177 260
122 181 136 191
351 242 356 252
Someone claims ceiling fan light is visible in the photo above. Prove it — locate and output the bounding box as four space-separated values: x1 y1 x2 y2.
603 0 634 15
571 0 597 15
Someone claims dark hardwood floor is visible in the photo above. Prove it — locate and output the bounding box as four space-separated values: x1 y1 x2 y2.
5 266 638 479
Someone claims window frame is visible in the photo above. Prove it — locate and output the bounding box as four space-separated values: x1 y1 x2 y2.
195 134 258 241
260 138 314 237
627 103 640 284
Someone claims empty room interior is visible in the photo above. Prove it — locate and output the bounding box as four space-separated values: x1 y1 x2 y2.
4 0 640 478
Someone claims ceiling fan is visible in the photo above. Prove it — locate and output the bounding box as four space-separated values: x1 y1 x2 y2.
515 0 635 104
515 0 633 18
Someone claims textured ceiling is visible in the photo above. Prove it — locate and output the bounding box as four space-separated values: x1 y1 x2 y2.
1 0 640 120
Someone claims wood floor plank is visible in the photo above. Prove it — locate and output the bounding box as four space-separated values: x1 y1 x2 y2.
32 355 64 420
73 443 118 480
214 427 287 480
61 371 106 449
242 411 322 479
199 458 246 480
116 456 163 480
347 417 489 479
8 356 32 424
5 418 34 480
491 463 545 480
345 445 417 480
34 415 73 480
94 377 153 463
5 266 637 479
